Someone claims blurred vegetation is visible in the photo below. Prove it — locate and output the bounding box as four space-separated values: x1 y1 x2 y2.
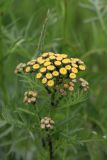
0 0 107 160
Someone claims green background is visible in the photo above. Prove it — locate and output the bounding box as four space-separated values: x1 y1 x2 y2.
0 0 107 159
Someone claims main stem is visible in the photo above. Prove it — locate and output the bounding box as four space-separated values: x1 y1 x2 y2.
45 87 54 159
48 134 53 160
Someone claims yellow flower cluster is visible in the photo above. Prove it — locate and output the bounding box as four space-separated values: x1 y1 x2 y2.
16 52 86 88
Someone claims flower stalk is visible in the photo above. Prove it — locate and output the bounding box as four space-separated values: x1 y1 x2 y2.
47 133 54 160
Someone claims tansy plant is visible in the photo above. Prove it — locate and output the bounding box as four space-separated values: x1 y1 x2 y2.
15 52 89 160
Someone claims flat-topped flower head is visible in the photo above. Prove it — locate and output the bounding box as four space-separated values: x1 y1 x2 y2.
40 67 47 73
33 64 40 70
25 66 31 73
47 65 55 71
59 68 67 75
42 78 47 84
47 80 54 87
15 52 88 92
54 61 61 66
36 73 42 79
46 73 53 79
69 73 76 79
52 71 59 77
65 65 71 70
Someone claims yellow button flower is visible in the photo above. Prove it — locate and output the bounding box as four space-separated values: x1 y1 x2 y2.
44 61 51 67
65 65 71 70
42 78 47 84
62 58 70 64
59 68 67 75
55 53 60 56
25 66 31 73
52 71 59 77
79 65 86 71
47 80 54 87
37 57 42 62
46 73 53 79
48 52 54 56
69 73 76 79
47 65 55 71
71 63 78 68
54 61 61 66
45 58 50 62
42 52 49 58
37 58 45 64
40 67 47 73
33 64 40 69
36 73 42 79
56 56 63 61
49 55 56 60
61 54 68 58
74 58 79 62
71 67 78 73
71 59 77 64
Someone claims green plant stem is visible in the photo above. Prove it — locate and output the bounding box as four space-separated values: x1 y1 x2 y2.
66 103 69 133
93 1 107 36
45 87 57 107
46 90 55 160
63 0 68 42
50 89 57 107
35 105 41 121
47 133 54 160
37 9 50 51
34 105 46 148
0 27 8 104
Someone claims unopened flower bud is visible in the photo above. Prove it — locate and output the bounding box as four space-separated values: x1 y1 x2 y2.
59 89 66 96
79 78 89 91
40 117 55 130
15 63 26 74
23 90 38 104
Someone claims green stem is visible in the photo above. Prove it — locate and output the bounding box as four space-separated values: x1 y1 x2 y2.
94 1 107 36
47 133 54 160
66 103 69 133
0 26 8 104
63 0 68 42
37 9 50 51
50 89 57 107
34 105 46 148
